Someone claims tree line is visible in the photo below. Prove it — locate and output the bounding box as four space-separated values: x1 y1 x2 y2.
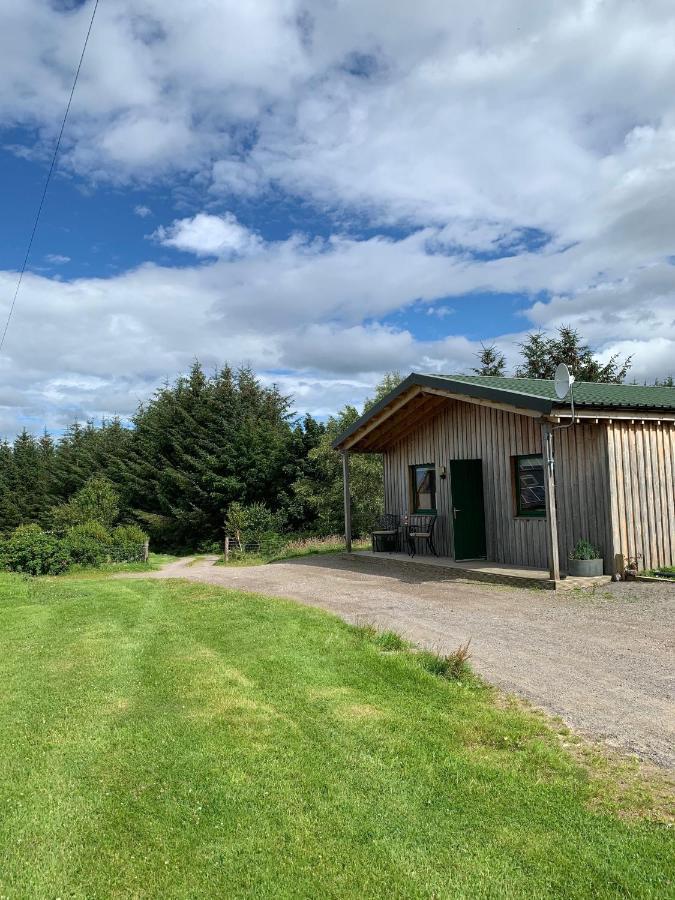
0 364 390 550
1 327 669 551
474 324 672 384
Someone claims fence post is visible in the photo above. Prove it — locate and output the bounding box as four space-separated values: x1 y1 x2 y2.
143 540 149 563
224 536 230 563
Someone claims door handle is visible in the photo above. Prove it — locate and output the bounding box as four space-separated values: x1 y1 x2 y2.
453 507 462 519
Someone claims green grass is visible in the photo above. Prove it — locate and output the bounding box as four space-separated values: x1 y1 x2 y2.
0 573 672 898
641 565 675 580
64 552 180 578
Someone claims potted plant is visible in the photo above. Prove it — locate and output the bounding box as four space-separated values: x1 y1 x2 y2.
568 539 603 577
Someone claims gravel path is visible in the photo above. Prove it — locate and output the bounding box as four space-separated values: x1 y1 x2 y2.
135 554 675 768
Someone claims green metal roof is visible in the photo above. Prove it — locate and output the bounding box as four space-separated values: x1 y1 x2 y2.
332 372 675 450
426 374 675 410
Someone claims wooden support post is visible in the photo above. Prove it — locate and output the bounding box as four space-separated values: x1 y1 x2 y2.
143 540 149 564
342 451 352 552
541 422 560 582
224 536 230 563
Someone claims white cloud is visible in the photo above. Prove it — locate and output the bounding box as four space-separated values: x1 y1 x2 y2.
0 2 674 434
134 204 153 218
0 221 671 437
45 254 70 265
152 212 262 257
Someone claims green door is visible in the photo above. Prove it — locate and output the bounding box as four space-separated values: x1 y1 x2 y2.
449 459 487 560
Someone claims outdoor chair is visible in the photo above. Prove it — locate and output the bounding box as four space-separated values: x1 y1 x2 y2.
405 514 437 557
371 513 400 552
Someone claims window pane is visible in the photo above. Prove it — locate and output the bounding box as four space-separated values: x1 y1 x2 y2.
517 456 545 512
414 466 436 511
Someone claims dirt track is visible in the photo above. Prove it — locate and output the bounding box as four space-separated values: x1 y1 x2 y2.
132 554 675 768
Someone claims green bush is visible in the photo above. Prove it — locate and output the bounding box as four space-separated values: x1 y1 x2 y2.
112 524 148 545
569 539 600 560
110 524 148 563
108 541 146 563
225 502 282 547
64 522 112 567
1 524 71 576
63 522 148 567
51 476 120 532
197 540 223 554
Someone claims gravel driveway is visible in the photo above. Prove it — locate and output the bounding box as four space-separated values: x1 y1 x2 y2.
141 554 675 768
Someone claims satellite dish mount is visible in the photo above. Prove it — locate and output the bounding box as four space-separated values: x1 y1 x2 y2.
545 363 576 472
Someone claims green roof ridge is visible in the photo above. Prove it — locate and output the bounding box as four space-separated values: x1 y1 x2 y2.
417 373 675 410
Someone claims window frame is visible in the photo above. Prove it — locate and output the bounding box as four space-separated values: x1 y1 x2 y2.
410 463 437 514
513 454 546 518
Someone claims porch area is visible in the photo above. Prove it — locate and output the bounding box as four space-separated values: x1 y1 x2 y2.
344 550 611 591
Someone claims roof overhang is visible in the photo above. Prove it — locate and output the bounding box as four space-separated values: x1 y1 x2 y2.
333 373 554 453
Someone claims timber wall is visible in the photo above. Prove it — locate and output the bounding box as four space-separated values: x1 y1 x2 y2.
382 399 615 573
606 421 675 572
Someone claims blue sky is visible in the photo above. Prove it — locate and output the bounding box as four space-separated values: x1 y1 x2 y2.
1 1 674 436
0 143 539 333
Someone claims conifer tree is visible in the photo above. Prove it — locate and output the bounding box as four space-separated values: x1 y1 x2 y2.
516 326 632 382
472 344 506 376
11 430 46 524
0 440 20 533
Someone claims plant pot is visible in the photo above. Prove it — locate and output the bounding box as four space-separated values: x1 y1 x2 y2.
568 557 604 577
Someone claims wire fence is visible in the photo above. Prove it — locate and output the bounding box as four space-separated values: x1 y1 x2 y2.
107 540 150 563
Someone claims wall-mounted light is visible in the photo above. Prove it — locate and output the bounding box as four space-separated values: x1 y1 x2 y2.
439 465 447 480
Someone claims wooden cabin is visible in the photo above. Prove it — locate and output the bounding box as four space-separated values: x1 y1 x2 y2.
333 374 675 578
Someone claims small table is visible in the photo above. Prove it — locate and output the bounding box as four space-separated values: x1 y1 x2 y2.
399 523 412 556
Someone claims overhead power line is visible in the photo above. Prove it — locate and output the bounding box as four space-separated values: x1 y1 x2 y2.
0 0 101 354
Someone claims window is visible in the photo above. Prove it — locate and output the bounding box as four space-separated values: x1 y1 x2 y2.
514 455 546 517
411 464 436 513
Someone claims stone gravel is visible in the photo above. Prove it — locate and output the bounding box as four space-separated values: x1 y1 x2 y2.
136 554 675 768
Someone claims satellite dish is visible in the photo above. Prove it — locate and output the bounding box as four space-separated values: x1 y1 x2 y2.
554 362 575 400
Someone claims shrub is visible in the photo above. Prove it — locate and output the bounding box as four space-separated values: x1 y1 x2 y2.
226 502 282 547
569 539 601 561
197 539 223 554
109 524 148 563
112 524 147 545
1 524 71 576
64 521 111 567
51 476 120 532
108 543 146 563
417 640 472 681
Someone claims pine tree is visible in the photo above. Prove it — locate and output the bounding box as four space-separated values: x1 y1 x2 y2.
123 362 295 549
11 430 46 524
0 439 20 534
516 326 632 382
52 422 98 499
472 344 506 376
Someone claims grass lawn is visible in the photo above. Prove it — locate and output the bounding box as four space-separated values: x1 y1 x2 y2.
66 552 180 577
0 573 672 898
